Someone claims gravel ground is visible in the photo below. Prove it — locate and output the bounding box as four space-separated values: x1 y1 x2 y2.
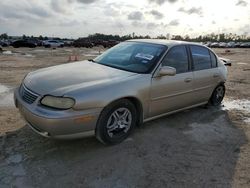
0 47 249 188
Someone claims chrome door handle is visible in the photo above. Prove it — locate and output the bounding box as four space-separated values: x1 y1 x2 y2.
184 78 192 83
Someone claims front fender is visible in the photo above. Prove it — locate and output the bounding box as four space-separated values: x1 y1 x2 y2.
69 75 151 116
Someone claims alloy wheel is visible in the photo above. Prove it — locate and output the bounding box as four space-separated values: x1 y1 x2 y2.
106 107 132 138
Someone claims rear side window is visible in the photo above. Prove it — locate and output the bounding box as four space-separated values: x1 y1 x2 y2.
190 46 211 71
210 51 217 68
162 46 189 74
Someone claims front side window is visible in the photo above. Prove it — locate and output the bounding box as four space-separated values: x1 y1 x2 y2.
94 42 167 73
162 45 189 74
190 45 211 71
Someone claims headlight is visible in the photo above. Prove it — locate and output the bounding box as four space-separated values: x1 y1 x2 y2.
41 96 75 110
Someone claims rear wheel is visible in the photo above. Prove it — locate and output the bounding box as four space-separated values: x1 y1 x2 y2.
95 99 136 145
210 84 225 106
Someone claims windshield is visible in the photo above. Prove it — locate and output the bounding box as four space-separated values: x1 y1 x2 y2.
94 41 167 73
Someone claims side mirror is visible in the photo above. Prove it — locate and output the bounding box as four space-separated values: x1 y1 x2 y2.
224 62 232 66
158 66 176 76
220 57 232 66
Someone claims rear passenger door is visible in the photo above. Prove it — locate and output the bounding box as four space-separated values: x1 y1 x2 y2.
189 45 220 103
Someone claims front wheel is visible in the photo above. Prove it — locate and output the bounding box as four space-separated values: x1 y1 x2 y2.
210 84 225 106
95 99 137 145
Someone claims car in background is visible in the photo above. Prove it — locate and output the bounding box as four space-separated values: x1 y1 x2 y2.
227 42 235 48
102 40 120 48
210 42 220 48
0 40 9 47
73 39 94 48
43 40 64 48
11 40 37 48
63 40 74 47
240 42 250 48
219 42 228 48
235 42 242 48
92 40 120 48
203 42 212 48
14 39 229 144
31 39 43 47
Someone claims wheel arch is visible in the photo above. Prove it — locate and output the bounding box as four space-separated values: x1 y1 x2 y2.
215 81 226 89
210 81 225 98
101 96 144 127
209 82 226 106
124 97 143 126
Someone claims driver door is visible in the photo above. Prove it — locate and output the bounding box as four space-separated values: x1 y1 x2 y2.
150 45 195 117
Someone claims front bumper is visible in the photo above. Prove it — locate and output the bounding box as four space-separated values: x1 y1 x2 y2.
14 87 102 139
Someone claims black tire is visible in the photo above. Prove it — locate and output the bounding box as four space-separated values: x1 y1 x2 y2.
210 84 225 106
95 99 137 145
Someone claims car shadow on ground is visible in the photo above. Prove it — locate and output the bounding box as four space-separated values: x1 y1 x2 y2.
0 106 247 188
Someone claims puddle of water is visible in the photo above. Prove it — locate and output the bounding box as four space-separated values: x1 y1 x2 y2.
237 62 247 65
0 84 15 107
2 51 12 55
23 54 34 57
0 92 14 107
185 99 250 143
222 99 250 113
64 49 73 52
244 118 250 123
184 116 234 143
33 49 46 52
0 85 10 93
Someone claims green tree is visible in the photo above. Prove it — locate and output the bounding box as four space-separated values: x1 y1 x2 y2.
0 33 8 39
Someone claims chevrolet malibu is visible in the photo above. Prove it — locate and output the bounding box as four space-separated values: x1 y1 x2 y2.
14 39 228 144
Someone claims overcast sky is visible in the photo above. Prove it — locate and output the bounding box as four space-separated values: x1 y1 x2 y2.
0 0 249 38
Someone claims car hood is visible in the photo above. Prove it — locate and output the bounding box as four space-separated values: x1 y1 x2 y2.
24 61 137 96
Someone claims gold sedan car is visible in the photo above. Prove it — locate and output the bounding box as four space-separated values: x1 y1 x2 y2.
14 39 228 144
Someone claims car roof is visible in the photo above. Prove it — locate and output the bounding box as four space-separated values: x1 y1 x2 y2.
127 39 204 48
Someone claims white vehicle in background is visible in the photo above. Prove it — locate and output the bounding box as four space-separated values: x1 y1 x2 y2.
227 42 235 48
43 40 64 48
219 42 228 48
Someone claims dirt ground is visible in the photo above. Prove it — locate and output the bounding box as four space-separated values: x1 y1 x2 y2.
0 47 250 188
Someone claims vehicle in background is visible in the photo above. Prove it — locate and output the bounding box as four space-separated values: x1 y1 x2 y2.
102 40 120 48
31 39 43 46
227 42 235 48
210 42 220 48
11 40 37 48
235 42 242 48
240 42 250 48
219 42 228 48
0 40 9 47
63 40 74 47
43 40 64 48
203 42 212 47
73 39 94 48
92 39 105 47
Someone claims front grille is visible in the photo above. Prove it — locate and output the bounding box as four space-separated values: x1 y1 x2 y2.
19 85 39 104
